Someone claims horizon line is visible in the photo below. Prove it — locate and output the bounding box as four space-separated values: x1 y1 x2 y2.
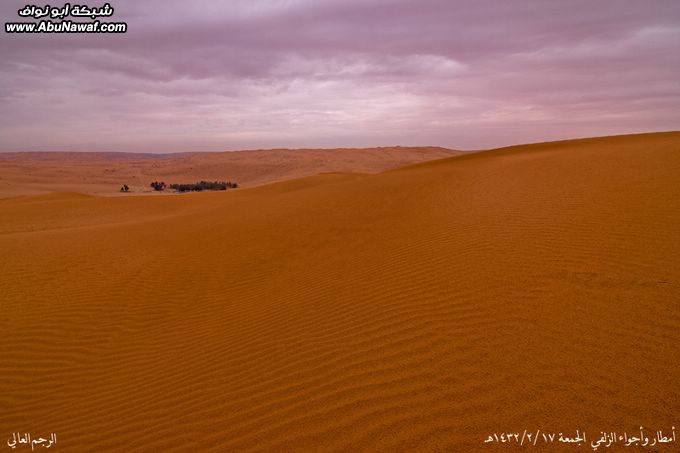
1 130 678 155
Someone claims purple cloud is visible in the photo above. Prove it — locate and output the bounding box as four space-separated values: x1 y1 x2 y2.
1 0 679 151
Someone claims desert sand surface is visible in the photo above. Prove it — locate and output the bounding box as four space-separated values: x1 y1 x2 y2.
1 132 679 451
0 147 458 197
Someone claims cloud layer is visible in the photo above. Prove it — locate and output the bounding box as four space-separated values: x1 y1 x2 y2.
1 0 679 151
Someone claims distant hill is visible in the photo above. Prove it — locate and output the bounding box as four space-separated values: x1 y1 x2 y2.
0 146 460 197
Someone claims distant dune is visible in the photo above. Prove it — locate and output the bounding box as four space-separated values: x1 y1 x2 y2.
0 146 459 197
1 132 679 451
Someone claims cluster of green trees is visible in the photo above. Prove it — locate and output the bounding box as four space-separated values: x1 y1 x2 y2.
150 181 166 191
146 180 239 192
169 181 239 192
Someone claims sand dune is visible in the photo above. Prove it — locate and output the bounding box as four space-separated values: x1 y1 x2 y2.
0 147 458 197
1 132 679 451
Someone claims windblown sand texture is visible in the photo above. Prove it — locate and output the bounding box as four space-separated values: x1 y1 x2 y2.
0 147 457 197
1 132 679 451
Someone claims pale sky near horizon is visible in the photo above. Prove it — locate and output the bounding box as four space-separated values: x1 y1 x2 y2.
1 0 679 152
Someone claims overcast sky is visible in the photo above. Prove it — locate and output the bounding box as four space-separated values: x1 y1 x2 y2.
1 0 679 152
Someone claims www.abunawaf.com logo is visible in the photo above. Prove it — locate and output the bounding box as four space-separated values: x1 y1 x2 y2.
5 3 128 34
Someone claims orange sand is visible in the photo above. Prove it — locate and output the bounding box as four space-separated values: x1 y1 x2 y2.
0 147 458 197
1 132 679 451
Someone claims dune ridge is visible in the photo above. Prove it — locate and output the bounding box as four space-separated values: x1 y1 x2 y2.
1 132 679 451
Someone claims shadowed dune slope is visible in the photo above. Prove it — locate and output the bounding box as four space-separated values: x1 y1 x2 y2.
1 132 679 451
0 147 458 197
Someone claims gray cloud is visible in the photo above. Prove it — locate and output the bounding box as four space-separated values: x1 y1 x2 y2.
1 0 679 151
